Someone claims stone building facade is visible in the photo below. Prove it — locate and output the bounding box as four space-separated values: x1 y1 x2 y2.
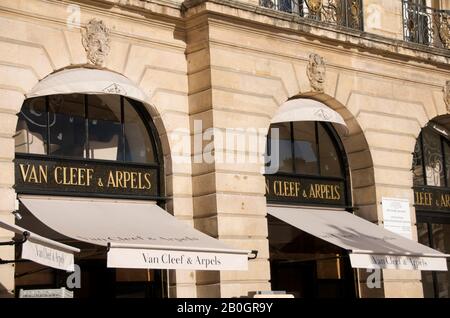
0 0 449 298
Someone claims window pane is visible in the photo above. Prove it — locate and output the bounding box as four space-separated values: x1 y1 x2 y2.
293 121 318 175
445 142 450 187
412 137 425 186
422 127 444 186
15 97 48 154
431 223 450 298
88 95 123 161
123 99 155 164
318 124 342 177
48 94 85 158
417 222 435 298
269 123 294 173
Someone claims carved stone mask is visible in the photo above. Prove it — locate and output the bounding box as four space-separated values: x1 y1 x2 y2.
307 53 326 92
82 19 111 66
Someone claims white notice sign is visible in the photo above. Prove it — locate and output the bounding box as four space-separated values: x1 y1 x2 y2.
21 240 75 271
107 248 249 271
19 288 73 298
382 197 412 239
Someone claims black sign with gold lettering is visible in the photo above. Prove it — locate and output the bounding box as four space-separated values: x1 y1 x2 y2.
265 175 346 207
414 186 450 213
15 156 159 199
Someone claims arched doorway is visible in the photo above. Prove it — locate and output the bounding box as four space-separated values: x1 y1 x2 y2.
265 98 356 298
412 115 450 298
13 78 166 297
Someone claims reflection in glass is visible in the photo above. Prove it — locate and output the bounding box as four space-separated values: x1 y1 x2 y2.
445 142 450 187
422 127 444 186
293 122 318 175
431 223 450 298
412 137 425 186
124 99 155 163
269 123 294 173
268 215 355 298
48 94 85 158
15 97 48 154
318 124 342 177
88 95 123 161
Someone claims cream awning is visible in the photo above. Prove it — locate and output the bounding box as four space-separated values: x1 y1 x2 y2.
0 220 79 271
19 196 249 271
267 206 449 271
26 68 147 103
272 98 348 134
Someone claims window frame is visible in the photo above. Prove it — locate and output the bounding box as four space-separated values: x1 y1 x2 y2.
265 121 352 209
15 94 164 203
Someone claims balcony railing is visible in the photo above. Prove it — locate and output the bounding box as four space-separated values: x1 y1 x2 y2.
402 0 449 49
259 0 364 30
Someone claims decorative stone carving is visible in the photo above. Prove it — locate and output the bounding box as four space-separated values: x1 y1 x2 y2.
305 0 323 14
445 81 450 112
438 13 449 49
81 19 111 66
307 53 326 92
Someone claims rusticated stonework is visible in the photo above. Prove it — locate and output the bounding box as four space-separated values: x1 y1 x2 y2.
81 19 111 66
445 81 450 112
307 53 326 92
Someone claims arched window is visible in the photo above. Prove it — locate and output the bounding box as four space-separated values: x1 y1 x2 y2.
412 124 450 187
265 119 355 298
14 93 162 201
15 94 159 164
265 121 349 208
412 118 450 298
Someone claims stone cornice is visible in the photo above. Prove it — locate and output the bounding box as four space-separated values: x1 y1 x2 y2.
181 0 450 68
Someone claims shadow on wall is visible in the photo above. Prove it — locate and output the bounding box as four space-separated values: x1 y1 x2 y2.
0 282 13 298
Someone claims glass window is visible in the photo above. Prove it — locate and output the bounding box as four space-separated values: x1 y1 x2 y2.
293 122 318 175
266 121 345 177
16 94 159 165
432 222 450 298
318 124 342 177
87 95 123 161
412 137 425 186
48 94 85 158
418 222 450 298
270 122 294 173
15 97 48 155
445 142 450 188
422 127 445 186
123 99 156 164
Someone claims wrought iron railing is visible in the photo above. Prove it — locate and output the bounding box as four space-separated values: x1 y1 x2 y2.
402 0 449 49
259 0 364 30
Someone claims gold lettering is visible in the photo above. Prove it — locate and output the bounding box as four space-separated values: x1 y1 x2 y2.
107 171 117 188
416 191 433 206
116 171 124 188
123 171 131 188
144 173 152 190
130 172 137 189
86 169 93 186
334 185 341 200
19 164 31 182
38 165 48 184
294 182 300 197
19 164 47 184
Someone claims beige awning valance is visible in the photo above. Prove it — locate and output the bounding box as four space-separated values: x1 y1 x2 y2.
26 68 148 103
19 196 249 271
0 220 79 271
267 206 449 271
272 98 348 134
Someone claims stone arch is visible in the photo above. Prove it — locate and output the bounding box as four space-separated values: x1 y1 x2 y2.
269 91 377 222
10 65 173 198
